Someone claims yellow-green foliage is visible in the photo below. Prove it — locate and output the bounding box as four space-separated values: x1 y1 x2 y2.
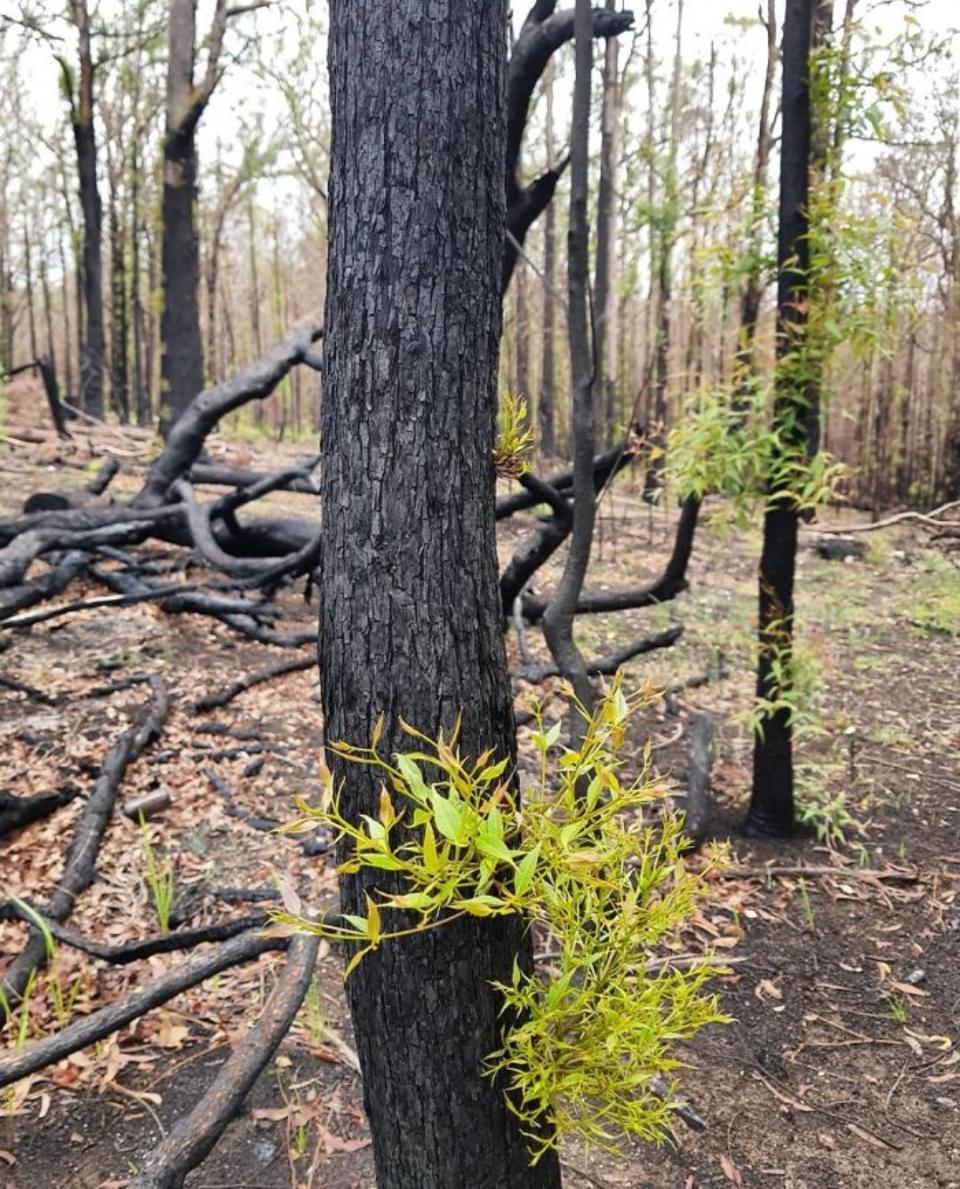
274 678 727 1162
666 384 847 523
494 393 535 479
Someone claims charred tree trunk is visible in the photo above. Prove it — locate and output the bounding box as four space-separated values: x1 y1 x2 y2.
64 0 105 420
594 0 620 444
321 3 561 1184
57 225 75 399
735 0 777 389
108 175 130 423
539 59 558 457
159 0 207 433
541 0 597 714
745 0 829 837
23 217 38 363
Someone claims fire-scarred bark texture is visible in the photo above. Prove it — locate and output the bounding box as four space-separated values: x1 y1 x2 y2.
320 4 561 1186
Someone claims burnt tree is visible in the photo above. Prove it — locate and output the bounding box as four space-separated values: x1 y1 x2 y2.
321 2 561 1184
60 0 104 419
745 0 832 837
159 0 232 432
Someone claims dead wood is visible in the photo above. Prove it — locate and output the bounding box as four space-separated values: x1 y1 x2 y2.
0 902 269 964
0 678 170 1016
127 933 322 1189
194 653 315 712
0 785 82 838
0 926 291 1089
516 625 682 683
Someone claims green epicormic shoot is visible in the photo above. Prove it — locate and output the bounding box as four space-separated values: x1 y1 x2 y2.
273 677 727 1162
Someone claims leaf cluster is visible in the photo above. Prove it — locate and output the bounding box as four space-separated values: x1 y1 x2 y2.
273 678 726 1161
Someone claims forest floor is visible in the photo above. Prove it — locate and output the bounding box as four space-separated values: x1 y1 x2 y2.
1 411 959 1189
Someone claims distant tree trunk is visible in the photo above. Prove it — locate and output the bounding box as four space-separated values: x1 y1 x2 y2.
321 2 561 1184
0 235 12 375
39 241 58 389
539 59 558 457
108 174 130 423
57 226 74 398
145 221 159 416
23 217 38 363
514 261 529 399
159 0 207 432
542 0 597 715
644 0 683 498
130 47 149 427
63 0 104 419
594 0 620 443
745 0 830 838
736 0 777 389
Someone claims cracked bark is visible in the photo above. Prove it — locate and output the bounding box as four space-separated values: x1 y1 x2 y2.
321 4 561 1185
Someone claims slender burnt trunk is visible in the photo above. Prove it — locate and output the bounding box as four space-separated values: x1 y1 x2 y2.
541 0 597 715
645 0 683 497
23 218 38 363
745 0 827 837
321 3 561 1184
159 0 219 433
247 197 264 425
109 178 130 423
594 0 620 443
736 0 777 390
73 105 105 420
66 2 105 420
539 60 558 457
40 247 57 383
159 123 204 430
57 226 74 398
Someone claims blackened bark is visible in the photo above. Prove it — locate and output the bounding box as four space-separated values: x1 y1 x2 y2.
159 0 206 433
539 60 558 456
65 0 105 420
541 0 597 714
322 4 561 1184
735 0 777 391
109 174 130 422
594 0 620 444
502 5 634 292
745 0 818 838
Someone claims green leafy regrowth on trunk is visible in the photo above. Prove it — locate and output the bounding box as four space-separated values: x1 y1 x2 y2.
274 678 727 1162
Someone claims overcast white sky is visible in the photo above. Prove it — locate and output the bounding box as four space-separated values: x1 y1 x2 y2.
5 0 958 195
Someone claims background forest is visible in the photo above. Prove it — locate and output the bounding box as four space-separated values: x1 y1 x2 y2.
2 0 959 504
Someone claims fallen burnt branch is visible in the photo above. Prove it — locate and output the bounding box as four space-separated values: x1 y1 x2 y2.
496 442 634 520
0 902 268 964
0 579 216 630
0 550 89 619
0 785 81 838
500 473 573 616
808 500 960 536
136 320 324 508
0 926 290 1089
0 678 170 1016
195 653 315 712
516 625 683 683
189 458 320 495
88 567 283 633
128 933 321 1189
0 673 60 704
521 495 700 622
720 864 919 883
205 769 281 834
